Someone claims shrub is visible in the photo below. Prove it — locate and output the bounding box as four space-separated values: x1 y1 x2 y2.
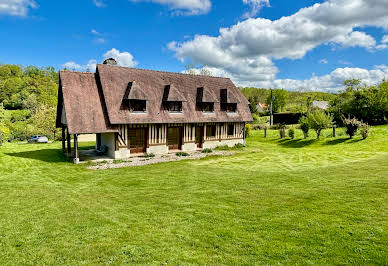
234 143 245 149
245 124 252 138
343 118 362 139
299 116 310 139
113 159 126 164
307 110 333 139
0 124 11 146
288 128 295 139
215 143 244 151
360 123 370 139
176 152 189 157
278 124 286 139
144 153 155 158
201 148 213 153
215 145 230 151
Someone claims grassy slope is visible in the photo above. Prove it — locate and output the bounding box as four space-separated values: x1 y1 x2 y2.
0 127 387 264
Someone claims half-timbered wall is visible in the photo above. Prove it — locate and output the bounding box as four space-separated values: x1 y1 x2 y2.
204 122 244 141
183 124 196 143
114 122 244 157
148 124 167 145
117 124 128 148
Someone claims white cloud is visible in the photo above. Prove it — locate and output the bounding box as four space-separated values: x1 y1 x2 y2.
270 65 388 92
62 62 83 71
62 49 138 71
103 48 138 67
130 0 211 15
331 31 376 49
91 29 100 35
319 59 328 64
242 0 270 18
94 38 106 44
0 0 37 16
169 0 388 91
93 0 106 8
376 35 388 50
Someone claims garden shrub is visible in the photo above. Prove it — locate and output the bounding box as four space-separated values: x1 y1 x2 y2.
245 124 252 138
201 148 213 153
176 152 189 157
278 124 286 139
288 128 295 139
360 123 370 139
299 116 310 139
234 143 244 149
144 153 155 158
343 118 362 139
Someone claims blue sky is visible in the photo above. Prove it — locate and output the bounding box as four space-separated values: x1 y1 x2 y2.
0 0 388 91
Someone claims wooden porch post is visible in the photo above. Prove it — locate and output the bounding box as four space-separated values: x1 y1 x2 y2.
61 126 66 153
67 128 71 154
73 134 79 164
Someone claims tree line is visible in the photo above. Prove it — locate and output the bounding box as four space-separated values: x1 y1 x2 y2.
241 79 388 126
0 64 58 144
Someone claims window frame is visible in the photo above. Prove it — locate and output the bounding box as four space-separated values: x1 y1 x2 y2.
221 103 237 113
227 124 235 136
198 102 214 113
164 101 183 113
128 99 147 113
206 125 217 138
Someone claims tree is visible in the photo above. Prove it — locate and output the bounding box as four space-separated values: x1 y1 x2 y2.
330 80 388 125
0 103 10 145
307 110 333 139
343 118 362 139
248 96 259 114
266 89 288 113
299 116 310 139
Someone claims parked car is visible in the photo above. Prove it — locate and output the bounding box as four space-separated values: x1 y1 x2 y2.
28 135 49 143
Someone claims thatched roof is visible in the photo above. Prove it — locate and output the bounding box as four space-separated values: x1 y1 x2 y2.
57 64 252 134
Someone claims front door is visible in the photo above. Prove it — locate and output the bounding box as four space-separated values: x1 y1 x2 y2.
168 127 182 150
196 126 204 148
128 128 147 154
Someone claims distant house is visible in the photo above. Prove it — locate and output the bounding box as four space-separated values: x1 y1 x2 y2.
312 101 329 110
256 103 268 113
56 60 252 162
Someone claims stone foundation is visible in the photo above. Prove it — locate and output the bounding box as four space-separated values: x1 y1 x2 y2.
181 142 197 152
147 145 169 155
101 133 244 159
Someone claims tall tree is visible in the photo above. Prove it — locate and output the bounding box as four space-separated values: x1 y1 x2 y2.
266 89 288 113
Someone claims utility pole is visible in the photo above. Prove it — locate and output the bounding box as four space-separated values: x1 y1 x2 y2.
270 89 274 126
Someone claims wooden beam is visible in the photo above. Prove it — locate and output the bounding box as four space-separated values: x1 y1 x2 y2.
61 126 66 153
66 128 71 154
73 134 79 164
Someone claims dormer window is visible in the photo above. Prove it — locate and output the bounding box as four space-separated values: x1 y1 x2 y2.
129 99 146 112
196 87 217 113
222 103 237 113
198 102 214 112
220 88 238 113
163 84 186 113
164 101 182 113
124 81 148 113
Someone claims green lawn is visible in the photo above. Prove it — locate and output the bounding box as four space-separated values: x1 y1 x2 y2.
0 126 387 264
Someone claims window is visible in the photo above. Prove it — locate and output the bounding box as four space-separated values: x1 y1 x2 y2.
164 101 182 113
206 125 216 138
198 102 214 112
221 103 237 113
129 100 146 112
228 124 235 136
